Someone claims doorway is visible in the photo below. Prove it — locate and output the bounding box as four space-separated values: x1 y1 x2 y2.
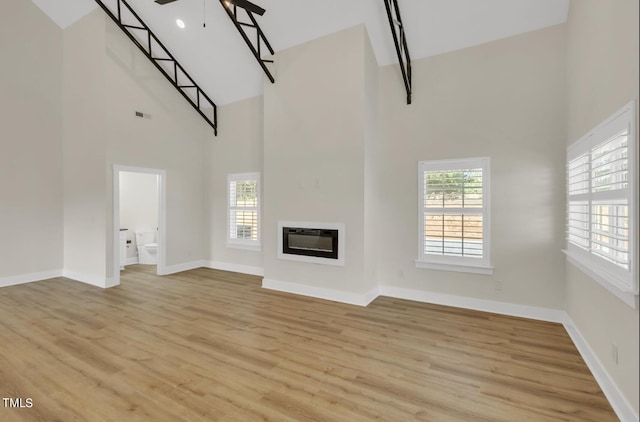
112 165 166 286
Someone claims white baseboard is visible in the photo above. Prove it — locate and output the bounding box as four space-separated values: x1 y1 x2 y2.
157 259 264 277
205 261 264 276
262 278 378 306
378 285 566 322
561 315 639 422
125 257 139 265
0 269 63 288
62 270 107 288
105 276 119 288
364 286 381 306
159 260 205 276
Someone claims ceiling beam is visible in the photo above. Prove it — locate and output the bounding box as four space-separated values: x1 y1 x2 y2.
384 0 412 105
94 0 218 134
219 0 275 84
228 0 265 16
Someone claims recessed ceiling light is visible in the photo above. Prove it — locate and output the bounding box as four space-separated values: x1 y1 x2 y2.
176 19 185 29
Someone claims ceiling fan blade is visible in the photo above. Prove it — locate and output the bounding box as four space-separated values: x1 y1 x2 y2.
155 0 179 5
228 0 265 16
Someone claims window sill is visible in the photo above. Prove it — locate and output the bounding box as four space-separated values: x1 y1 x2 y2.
226 242 262 252
563 250 638 309
415 259 493 275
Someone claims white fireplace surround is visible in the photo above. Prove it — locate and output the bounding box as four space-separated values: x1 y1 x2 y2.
278 221 345 266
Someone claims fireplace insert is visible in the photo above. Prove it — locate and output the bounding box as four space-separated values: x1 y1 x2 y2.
282 227 339 260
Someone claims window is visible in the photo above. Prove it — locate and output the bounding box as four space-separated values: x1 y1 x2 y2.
565 101 637 305
227 172 260 250
416 157 492 274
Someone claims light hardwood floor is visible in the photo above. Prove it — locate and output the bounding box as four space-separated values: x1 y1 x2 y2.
0 265 616 421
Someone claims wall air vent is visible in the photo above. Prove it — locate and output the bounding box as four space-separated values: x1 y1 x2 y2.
135 111 151 119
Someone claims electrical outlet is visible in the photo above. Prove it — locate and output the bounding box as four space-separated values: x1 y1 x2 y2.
611 344 619 365
494 280 503 291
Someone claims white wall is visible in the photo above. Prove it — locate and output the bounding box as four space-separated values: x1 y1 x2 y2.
376 25 567 309
565 0 639 414
263 25 375 299
62 9 210 285
206 96 264 273
363 26 380 294
103 15 210 276
0 0 64 284
208 24 567 311
119 172 159 260
62 9 108 285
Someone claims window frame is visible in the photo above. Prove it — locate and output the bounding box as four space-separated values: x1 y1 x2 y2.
564 101 637 307
227 172 261 251
415 157 492 275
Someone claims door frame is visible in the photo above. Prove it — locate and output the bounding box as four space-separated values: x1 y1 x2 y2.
112 165 166 286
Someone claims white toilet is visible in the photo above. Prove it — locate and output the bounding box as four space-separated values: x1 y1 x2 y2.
135 232 157 265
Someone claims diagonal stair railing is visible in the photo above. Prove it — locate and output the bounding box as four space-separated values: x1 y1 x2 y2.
94 0 218 134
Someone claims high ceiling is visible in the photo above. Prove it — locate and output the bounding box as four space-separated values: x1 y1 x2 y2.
33 0 569 105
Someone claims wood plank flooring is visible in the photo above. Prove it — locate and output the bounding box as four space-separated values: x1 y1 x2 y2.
0 265 617 421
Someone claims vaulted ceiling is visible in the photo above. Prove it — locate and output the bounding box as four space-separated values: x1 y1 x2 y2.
32 0 569 105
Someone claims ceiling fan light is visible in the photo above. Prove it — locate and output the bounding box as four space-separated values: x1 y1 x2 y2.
176 18 185 28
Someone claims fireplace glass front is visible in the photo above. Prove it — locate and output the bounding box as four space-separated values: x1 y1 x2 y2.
282 227 339 260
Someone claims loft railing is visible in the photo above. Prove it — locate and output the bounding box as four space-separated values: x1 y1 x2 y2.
94 0 218 134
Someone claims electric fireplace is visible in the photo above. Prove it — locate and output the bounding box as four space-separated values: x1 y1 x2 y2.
278 221 345 266
282 227 338 259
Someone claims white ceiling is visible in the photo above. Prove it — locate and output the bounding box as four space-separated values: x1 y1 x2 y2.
32 0 569 105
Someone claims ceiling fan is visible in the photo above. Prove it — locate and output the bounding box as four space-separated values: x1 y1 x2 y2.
154 0 266 16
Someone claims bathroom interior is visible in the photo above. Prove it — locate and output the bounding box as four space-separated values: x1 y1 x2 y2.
119 171 159 272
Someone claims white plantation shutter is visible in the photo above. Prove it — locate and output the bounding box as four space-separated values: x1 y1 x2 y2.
228 173 260 248
566 101 637 299
417 157 491 274
567 153 590 249
423 168 484 257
